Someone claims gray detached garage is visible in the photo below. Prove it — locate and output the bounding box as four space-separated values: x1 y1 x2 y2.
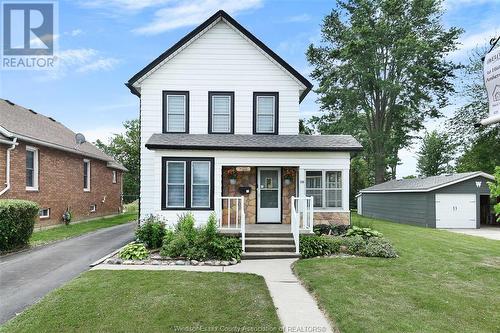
357 172 495 229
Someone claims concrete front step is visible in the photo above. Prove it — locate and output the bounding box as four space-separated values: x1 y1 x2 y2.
245 244 296 252
246 237 295 245
242 252 301 260
245 232 292 238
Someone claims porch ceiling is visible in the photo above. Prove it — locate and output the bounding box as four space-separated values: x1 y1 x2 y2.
145 133 363 152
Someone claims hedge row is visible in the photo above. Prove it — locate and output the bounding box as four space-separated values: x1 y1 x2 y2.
0 200 39 251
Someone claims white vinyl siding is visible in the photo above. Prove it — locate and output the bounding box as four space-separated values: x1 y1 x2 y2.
306 170 342 209
26 146 39 190
166 95 186 132
191 161 210 207
211 95 231 133
256 96 275 133
166 161 186 208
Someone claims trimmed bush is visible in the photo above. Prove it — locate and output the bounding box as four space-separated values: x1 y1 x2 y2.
341 235 366 254
136 215 166 249
299 235 331 258
363 237 398 258
0 200 39 251
119 242 149 260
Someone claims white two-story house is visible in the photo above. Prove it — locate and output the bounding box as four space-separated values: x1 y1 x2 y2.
127 10 362 254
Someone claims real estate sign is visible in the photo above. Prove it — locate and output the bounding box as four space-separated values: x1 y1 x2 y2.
482 46 500 125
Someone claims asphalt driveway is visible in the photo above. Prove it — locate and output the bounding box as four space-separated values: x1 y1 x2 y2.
0 221 135 324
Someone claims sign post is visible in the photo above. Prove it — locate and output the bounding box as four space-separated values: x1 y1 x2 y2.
480 37 500 126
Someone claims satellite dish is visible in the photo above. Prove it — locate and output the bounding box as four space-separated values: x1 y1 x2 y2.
75 133 86 145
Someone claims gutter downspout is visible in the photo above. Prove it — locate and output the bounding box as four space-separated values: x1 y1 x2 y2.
0 138 18 197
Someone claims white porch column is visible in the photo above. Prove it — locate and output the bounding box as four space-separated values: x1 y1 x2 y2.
298 167 306 198
214 163 223 224
342 168 350 212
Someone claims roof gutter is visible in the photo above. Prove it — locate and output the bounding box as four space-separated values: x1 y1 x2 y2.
0 137 18 197
145 143 364 152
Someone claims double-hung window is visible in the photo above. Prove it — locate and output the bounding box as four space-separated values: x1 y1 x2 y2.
83 159 90 191
209 92 234 133
26 146 39 191
162 158 213 210
253 92 278 134
306 171 343 209
112 170 117 184
163 91 189 133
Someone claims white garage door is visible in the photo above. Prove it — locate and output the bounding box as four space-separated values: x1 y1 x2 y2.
435 194 476 229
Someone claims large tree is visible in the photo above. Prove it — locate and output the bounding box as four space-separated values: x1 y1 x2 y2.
95 119 140 203
416 130 455 177
307 0 461 183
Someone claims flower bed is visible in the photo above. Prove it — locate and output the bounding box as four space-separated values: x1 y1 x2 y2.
103 213 242 267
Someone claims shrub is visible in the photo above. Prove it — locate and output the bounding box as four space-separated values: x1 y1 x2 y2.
0 200 39 251
119 243 149 260
136 215 166 249
299 235 330 258
161 213 242 261
363 237 398 258
341 235 366 254
345 226 383 239
351 218 373 229
313 224 350 236
325 236 343 254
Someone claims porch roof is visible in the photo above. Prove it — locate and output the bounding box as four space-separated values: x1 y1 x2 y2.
145 134 363 152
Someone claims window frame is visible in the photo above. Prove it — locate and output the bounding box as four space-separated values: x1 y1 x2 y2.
112 170 117 184
165 161 186 208
208 91 235 134
253 92 279 135
83 159 91 192
190 161 211 208
39 208 50 219
161 157 214 211
90 204 96 213
162 91 189 134
305 170 343 210
25 146 39 191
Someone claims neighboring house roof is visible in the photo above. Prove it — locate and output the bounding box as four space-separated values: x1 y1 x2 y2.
126 10 313 102
360 172 494 193
145 133 363 152
0 99 127 171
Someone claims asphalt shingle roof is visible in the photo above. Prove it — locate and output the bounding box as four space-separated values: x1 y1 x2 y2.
0 99 126 170
145 133 363 152
361 172 493 192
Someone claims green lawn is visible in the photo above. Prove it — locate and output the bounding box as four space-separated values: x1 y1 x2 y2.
30 212 137 246
295 214 500 333
0 270 281 333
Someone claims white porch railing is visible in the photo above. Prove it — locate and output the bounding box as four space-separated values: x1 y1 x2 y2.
291 196 314 254
218 196 246 253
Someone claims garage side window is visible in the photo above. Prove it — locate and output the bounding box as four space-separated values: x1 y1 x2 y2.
26 146 39 191
306 170 342 209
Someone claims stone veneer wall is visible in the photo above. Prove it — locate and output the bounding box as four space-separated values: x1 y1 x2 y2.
221 166 298 225
313 211 350 225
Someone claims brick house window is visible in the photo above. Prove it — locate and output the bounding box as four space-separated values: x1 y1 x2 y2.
39 208 50 219
90 204 96 212
83 159 90 191
26 146 39 191
112 170 117 184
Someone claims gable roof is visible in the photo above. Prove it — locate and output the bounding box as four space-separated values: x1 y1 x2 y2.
0 99 127 171
145 133 363 152
126 10 313 102
360 172 494 193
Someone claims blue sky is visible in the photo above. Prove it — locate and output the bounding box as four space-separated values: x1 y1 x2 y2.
1 0 499 177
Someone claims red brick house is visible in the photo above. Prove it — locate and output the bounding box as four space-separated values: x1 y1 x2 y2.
0 99 127 227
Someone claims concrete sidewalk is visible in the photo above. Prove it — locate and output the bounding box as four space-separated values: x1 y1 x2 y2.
94 259 335 332
445 227 500 240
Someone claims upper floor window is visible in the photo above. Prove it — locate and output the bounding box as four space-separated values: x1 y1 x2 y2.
163 91 189 133
83 159 90 191
306 170 342 209
26 146 39 191
253 92 278 135
112 170 117 184
208 92 234 134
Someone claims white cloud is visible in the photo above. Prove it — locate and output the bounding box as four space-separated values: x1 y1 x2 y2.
284 14 311 23
81 0 172 12
451 28 499 60
68 29 83 37
444 0 500 10
133 0 263 35
38 48 120 80
80 126 124 143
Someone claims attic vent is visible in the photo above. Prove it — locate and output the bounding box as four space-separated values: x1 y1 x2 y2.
29 109 37 114
4 99 15 106
48 117 56 122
